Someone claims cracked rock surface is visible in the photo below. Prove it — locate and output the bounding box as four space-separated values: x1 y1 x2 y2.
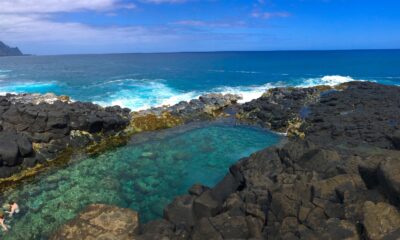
137 82 400 239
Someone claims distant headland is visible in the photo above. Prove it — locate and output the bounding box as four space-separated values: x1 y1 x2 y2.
0 41 23 56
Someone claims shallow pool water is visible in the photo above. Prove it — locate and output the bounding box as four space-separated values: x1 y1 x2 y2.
0 122 280 239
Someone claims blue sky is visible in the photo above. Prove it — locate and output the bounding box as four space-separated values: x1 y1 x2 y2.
0 0 399 54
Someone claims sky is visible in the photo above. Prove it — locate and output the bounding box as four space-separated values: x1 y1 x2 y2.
0 0 399 54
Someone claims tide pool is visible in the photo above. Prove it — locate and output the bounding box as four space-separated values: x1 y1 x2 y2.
0 122 280 240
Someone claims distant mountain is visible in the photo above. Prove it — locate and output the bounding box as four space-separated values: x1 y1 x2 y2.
0 41 23 56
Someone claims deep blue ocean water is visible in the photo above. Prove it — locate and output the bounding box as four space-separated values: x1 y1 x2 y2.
0 50 399 110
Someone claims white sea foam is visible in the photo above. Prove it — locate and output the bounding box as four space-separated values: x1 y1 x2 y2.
233 71 261 74
94 79 201 111
213 82 284 103
208 75 362 104
95 75 363 110
298 75 361 87
0 75 364 111
0 69 12 73
208 70 261 74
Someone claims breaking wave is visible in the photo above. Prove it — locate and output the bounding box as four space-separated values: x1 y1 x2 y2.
0 75 362 111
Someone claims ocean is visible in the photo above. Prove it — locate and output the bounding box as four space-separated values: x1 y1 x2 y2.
0 50 399 239
0 50 399 110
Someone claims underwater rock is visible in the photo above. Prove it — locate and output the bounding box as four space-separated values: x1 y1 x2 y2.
141 152 154 158
50 204 140 240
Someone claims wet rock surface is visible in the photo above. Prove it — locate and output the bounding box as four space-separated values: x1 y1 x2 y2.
50 204 140 240
0 93 130 178
136 82 400 239
129 93 241 132
5 82 400 239
0 92 240 181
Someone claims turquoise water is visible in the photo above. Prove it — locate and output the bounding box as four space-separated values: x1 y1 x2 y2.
0 123 280 240
0 51 399 110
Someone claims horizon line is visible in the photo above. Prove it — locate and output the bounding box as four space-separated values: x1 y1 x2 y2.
13 48 400 57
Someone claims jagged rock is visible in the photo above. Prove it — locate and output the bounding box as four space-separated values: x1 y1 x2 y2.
319 218 359 240
0 93 130 177
16 134 33 157
5 82 400 239
209 212 251 239
389 130 400 149
164 194 195 227
138 219 179 240
211 171 242 203
312 174 366 202
50 204 140 240
0 139 19 166
297 148 341 178
139 82 400 239
129 93 241 132
193 190 222 219
238 86 323 131
188 183 210 196
192 218 223 240
378 157 400 205
362 201 400 240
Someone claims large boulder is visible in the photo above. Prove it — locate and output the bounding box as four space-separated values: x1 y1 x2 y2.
378 157 400 205
0 131 34 167
0 139 19 166
362 201 400 240
193 190 222 219
50 204 140 240
164 194 195 228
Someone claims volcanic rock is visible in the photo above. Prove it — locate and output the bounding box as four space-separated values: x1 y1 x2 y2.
50 204 140 240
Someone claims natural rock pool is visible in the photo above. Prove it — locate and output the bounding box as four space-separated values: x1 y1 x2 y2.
0 122 280 239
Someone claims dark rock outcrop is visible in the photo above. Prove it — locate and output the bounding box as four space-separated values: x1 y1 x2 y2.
137 82 400 239
0 92 240 182
6 81 400 239
0 41 23 56
0 93 130 179
129 93 241 132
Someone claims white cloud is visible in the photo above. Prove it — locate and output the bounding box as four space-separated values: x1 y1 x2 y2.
0 0 134 14
251 11 291 19
0 0 267 54
0 13 180 54
140 0 187 4
173 20 246 28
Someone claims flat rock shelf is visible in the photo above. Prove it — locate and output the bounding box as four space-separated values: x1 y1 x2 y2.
0 122 280 240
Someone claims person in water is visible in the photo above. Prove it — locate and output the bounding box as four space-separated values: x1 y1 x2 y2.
7 201 19 217
0 211 8 232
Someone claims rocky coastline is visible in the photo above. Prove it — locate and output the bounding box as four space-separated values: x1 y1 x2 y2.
133 82 400 240
1 81 400 239
0 92 241 189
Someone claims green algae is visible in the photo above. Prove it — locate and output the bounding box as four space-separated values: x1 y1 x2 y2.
0 123 280 240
